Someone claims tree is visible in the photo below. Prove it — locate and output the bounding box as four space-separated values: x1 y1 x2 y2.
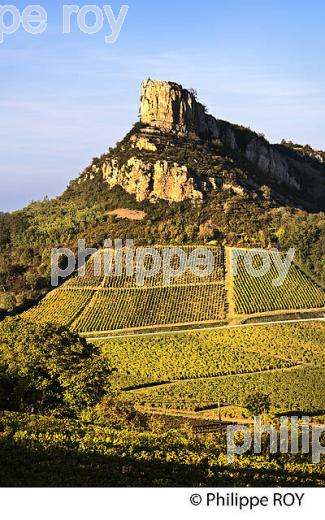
0 213 10 247
188 88 198 99
275 227 285 243
245 393 271 416
199 222 215 242
0 317 111 415
94 395 143 429
24 272 41 290
1 294 17 312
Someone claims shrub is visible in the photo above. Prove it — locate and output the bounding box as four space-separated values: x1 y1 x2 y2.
245 393 271 416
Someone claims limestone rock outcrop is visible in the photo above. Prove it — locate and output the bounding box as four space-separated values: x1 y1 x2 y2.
102 158 203 202
140 79 301 190
140 79 211 137
88 78 324 208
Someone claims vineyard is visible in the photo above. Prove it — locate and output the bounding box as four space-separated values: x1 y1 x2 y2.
1 412 324 486
73 284 226 332
65 246 225 288
232 248 325 314
23 245 325 333
100 324 316 389
97 321 325 413
124 365 325 412
24 288 94 328
24 246 227 332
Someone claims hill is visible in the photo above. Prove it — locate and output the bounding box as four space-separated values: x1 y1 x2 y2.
0 79 324 315
85 79 325 211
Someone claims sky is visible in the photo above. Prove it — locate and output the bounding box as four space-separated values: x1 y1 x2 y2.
1 0 325 212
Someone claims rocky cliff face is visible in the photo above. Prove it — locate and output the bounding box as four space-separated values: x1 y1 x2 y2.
88 79 324 209
102 158 203 202
140 79 301 190
140 79 212 137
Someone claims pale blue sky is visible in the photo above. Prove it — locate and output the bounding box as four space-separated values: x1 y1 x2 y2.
1 0 325 211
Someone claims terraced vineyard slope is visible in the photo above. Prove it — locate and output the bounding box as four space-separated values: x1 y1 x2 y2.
25 246 227 332
231 248 325 315
24 288 95 328
25 245 325 332
100 321 325 413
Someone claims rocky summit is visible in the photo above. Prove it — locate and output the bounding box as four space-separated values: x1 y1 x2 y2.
82 79 325 211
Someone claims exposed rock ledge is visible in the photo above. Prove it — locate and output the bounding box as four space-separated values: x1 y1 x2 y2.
88 79 325 207
140 79 300 190
102 158 204 202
